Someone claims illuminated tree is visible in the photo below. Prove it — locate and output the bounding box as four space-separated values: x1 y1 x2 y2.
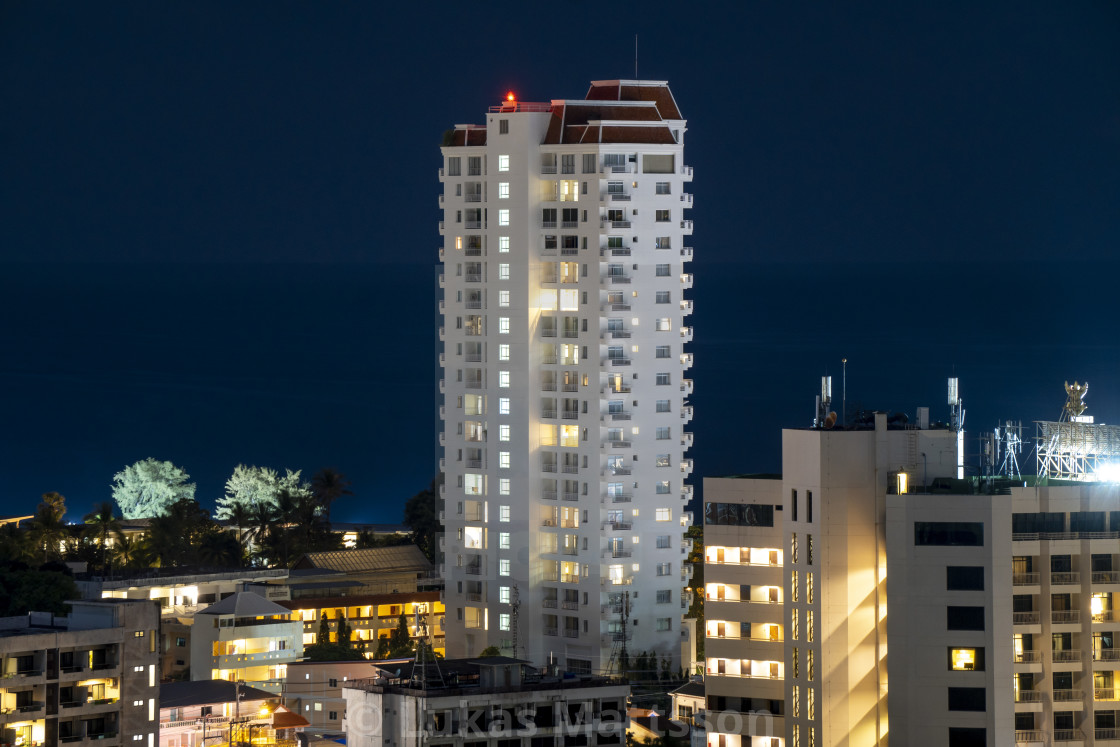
111 459 196 519
215 465 311 520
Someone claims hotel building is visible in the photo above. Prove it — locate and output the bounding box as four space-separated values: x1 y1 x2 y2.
438 79 695 672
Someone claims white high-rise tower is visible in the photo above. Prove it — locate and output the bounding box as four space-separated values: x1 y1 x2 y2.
437 80 694 674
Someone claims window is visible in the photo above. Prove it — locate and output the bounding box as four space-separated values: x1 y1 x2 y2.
468 156 481 175
499 344 510 361
447 157 461 176
500 613 511 630
499 452 511 469
655 346 671 359
498 154 509 171
498 263 510 280
656 508 672 521
946 566 984 590
655 181 671 194
500 559 511 576
948 687 986 712
497 209 509 226
704 502 776 528
498 424 511 441
498 236 510 253
656 400 671 413
656 426 671 440
582 153 597 173
656 562 672 576
657 590 672 603
949 647 985 671
656 617 672 631
656 291 671 304
499 290 510 307
498 182 510 199
656 373 671 385
500 533 510 549
561 154 575 174
542 207 557 226
499 318 510 334
559 289 578 311
656 454 670 467
655 209 671 222
947 606 985 631
499 478 510 495
499 398 510 414
559 180 578 201
948 728 987 747
499 120 509 134
655 263 671 276
656 535 671 549
916 522 984 546
656 481 671 494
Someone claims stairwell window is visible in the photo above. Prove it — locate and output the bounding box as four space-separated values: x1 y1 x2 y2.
498 183 510 199
499 236 510 252
498 154 509 171
500 559 511 576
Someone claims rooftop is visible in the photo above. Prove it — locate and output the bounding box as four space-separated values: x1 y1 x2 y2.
291 545 431 575
161 679 274 709
197 591 292 617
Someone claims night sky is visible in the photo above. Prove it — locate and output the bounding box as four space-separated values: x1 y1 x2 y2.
2 3 1119 521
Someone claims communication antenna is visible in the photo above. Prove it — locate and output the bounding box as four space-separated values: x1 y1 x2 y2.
635 35 638 78
948 377 965 478
815 375 832 427
510 584 521 658
842 359 847 427
412 603 444 690
997 420 1023 479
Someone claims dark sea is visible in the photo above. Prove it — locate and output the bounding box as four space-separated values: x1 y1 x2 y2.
2 260 1118 523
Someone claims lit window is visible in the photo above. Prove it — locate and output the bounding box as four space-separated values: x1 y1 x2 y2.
499 318 510 334
498 155 510 172
539 424 557 445
500 505 511 522
499 533 511 550
499 236 510 252
500 424 511 441
498 209 510 226
499 344 510 361
499 613 511 630
455 236 463 250
500 559 511 576
656 508 672 521
500 452 511 468
559 180 579 202
656 562 672 576
496 478 510 495
559 289 579 311
560 424 579 448
498 182 510 199
656 454 670 467
499 398 510 414
499 290 510 307
656 318 672 331
499 371 510 387
539 289 558 310
950 648 983 671
499 263 510 280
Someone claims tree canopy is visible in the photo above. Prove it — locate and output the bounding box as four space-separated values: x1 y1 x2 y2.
111 458 196 519
215 465 311 519
403 476 440 562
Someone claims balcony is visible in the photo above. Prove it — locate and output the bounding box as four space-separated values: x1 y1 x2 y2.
606 440 631 449
680 379 694 395
438 378 445 394
680 220 693 234
1054 730 1084 742
1097 728 1120 740
611 221 631 229
607 521 633 531
542 490 557 501
542 599 558 608
1052 572 1080 585
1095 649 1120 661
681 431 695 449
681 353 694 369
561 410 579 420
1053 650 1081 663
561 600 579 610
680 326 693 343
1015 730 1044 744
465 221 482 230
680 246 693 262
680 273 694 289
1014 650 1041 663
681 405 694 423
1094 610 1116 623
609 275 631 285
609 493 632 503
679 298 694 315
562 464 579 474
1096 689 1120 702
610 248 631 257
1053 610 1080 624
608 411 631 421
1014 689 1045 703
563 629 580 638
438 274 445 288
680 193 693 207
464 564 483 576
608 329 631 339
681 459 694 476
543 627 558 636
1014 611 1041 625
1095 571 1120 584
562 492 579 502
682 165 693 180
1053 689 1083 702
1013 572 1040 586
609 192 631 202
609 357 631 367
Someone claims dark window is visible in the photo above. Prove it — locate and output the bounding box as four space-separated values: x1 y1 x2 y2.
1093 554 1113 572
329 678 337 688
791 489 797 522
947 606 985 631
1054 712 1074 730
499 119 509 134
916 522 984 546
329 711 338 720
704 502 774 527
1013 594 1033 612
1053 671 1073 690
1071 511 1106 532
1051 555 1072 572
1015 713 1035 730
807 491 813 522
1013 512 1065 534
948 728 986 747
947 687 986 712
1112 511 1120 532
946 566 984 590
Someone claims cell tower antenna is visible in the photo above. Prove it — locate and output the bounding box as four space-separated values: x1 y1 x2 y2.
842 358 847 426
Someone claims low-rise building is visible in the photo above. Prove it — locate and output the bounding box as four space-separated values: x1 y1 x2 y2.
159 679 308 747
280 591 445 658
289 545 437 598
285 659 409 734
0 599 160 746
342 657 628 747
190 592 303 694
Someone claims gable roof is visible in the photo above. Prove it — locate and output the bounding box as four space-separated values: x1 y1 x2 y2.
196 591 291 617
292 545 432 574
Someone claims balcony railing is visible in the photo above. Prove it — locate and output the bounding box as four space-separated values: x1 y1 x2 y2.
543 627 558 636
464 565 482 576
1051 572 1080 585
561 382 579 392
563 629 579 638
609 494 632 503
1052 689 1082 701
1052 610 1080 624
1014 730 1044 743
1094 571 1120 584
1013 611 1040 625
1094 610 1116 623
542 599 558 608
1096 688 1120 701
1014 690 1045 703
562 492 579 502
1014 650 1041 663
1095 649 1120 661
1054 730 1084 742
1052 650 1081 663
1097 728 1120 739
1013 572 1040 585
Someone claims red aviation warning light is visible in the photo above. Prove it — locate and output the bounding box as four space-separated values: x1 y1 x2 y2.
506 91 516 102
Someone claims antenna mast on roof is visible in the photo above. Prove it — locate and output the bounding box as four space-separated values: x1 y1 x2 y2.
635 35 638 78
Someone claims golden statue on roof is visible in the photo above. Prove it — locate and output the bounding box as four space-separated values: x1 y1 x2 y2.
1064 381 1088 418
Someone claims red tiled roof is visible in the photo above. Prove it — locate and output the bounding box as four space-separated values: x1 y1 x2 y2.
446 128 487 147
585 81 683 120
600 125 676 145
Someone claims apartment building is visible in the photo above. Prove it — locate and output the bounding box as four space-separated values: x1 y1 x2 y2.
190 591 303 694
280 591 445 657
342 657 628 747
438 79 695 673
0 599 160 746
285 659 409 734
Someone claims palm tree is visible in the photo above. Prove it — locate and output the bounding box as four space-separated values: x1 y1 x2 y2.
226 502 253 565
83 502 120 573
311 468 352 527
29 492 68 564
250 501 276 567
0 523 33 564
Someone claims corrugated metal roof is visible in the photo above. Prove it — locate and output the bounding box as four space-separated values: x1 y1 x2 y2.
292 545 431 574
197 591 292 617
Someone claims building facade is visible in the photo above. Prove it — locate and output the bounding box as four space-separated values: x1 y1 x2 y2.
0 599 160 747
281 591 445 658
438 79 695 673
190 592 303 694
